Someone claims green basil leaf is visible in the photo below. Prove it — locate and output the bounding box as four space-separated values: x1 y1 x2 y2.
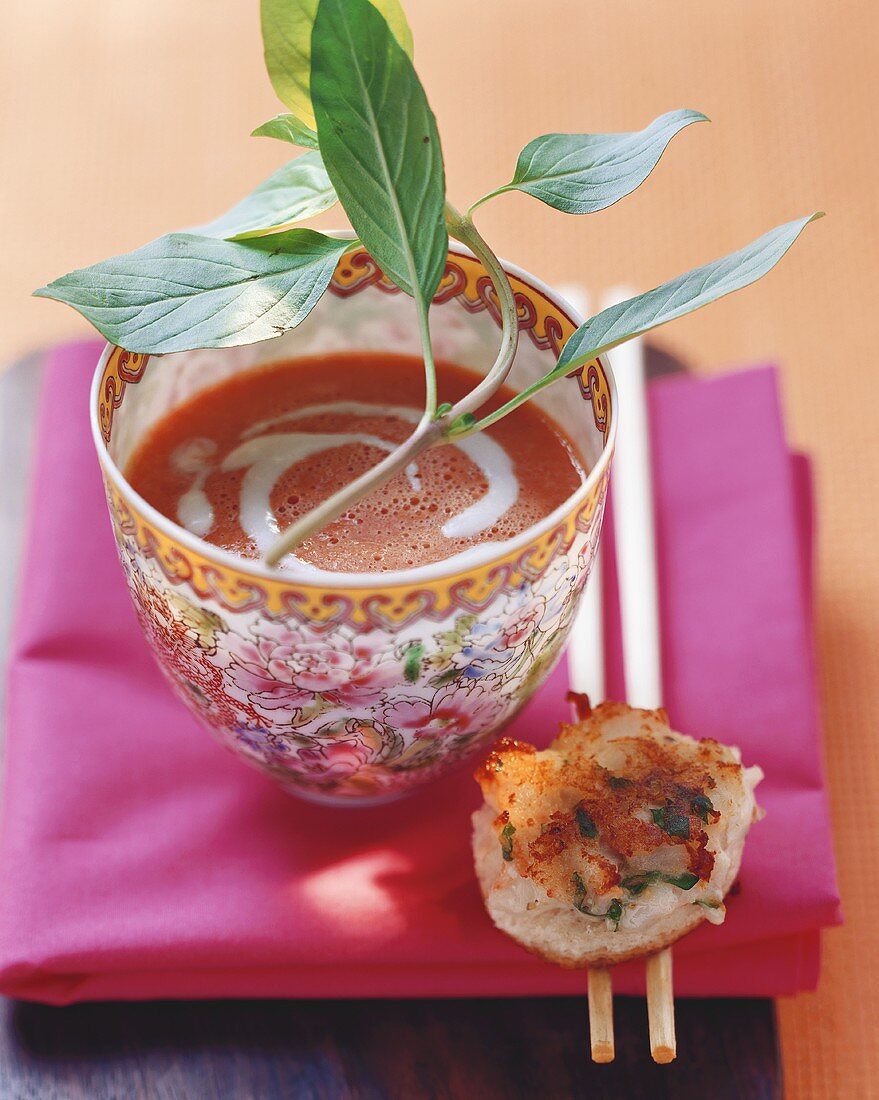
622 872 653 896
572 873 623 928
33 229 351 354
575 806 597 839
251 113 320 150
261 0 413 130
666 872 700 890
572 871 588 911
691 793 715 823
501 822 516 861
651 806 691 839
622 870 700 894
311 0 447 304
475 109 707 214
195 152 337 241
555 214 823 375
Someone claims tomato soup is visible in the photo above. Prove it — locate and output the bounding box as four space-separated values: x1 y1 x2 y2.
126 353 585 574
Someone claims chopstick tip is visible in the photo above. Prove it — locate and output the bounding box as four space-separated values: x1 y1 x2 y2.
591 1041 615 1064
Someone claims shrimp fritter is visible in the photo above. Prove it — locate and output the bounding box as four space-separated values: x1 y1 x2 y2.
472 700 763 966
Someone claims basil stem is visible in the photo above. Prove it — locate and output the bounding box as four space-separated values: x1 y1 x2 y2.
264 203 518 562
443 205 520 425
263 415 444 565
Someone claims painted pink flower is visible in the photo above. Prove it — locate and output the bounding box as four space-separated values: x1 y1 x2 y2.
224 623 315 713
384 682 505 741
224 622 404 716
296 719 402 781
297 737 373 780
296 636 402 705
495 563 577 652
498 597 545 650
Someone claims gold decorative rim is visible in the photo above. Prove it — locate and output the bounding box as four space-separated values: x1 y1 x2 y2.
92 244 616 630
103 466 608 628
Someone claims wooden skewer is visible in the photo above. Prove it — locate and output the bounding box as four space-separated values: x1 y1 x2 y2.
646 950 676 1063
587 968 615 1062
570 284 680 1064
604 286 676 1063
580 541 615 1063
565 287 617 1065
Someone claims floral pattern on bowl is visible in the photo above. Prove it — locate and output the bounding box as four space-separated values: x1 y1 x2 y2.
93 243 615 803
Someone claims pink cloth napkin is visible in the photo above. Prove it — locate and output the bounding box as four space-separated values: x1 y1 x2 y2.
0 342 841 1004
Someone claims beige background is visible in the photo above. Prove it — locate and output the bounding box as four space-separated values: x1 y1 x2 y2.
1 1 876 1095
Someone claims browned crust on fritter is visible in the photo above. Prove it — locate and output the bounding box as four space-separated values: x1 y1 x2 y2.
474 737 536 784
476 706 730 901
472 701 757 965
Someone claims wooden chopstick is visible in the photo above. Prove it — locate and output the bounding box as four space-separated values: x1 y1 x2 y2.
564 294 617 1061
571 561 615 1062
604 286 676 1063
587 968 615 1062
646 951 676 1063
576 557 616 1063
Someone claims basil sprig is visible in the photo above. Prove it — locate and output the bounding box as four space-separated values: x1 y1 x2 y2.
604 899 623 932
34 0 822 556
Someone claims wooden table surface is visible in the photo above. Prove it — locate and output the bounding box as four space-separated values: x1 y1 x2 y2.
0 996 781 1099
1 2 876 1097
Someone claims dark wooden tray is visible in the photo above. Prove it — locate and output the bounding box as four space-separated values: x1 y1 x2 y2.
0 995 780 1099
